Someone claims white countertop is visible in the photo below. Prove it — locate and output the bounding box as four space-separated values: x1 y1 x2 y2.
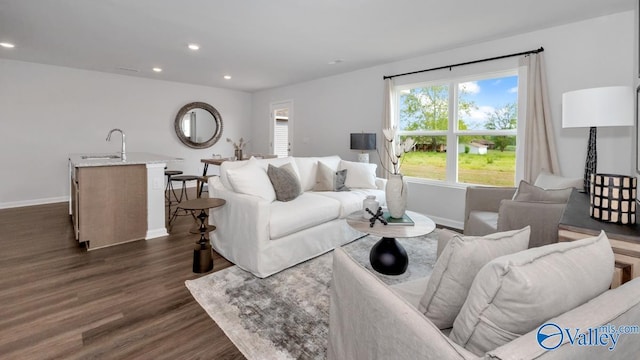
69 152 183 167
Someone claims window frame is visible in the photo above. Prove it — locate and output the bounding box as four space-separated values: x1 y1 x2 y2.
393 68 526 187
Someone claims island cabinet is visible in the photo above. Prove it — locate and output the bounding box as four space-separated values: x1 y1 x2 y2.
72 165 148 250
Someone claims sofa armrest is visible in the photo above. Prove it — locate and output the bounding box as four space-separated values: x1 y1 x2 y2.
464 186 516 233
487 278 640 360
328 248 477 360
497 200 565 248
375 177 387 190
208 176 271 259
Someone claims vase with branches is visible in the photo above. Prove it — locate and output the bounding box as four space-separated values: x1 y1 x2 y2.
380 127 415 218
227 137 248 160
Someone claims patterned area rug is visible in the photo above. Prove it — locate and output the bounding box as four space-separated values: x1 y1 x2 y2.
185 234 438 360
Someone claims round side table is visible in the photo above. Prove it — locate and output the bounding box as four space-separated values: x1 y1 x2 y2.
346 210 436 275
174 198 226 273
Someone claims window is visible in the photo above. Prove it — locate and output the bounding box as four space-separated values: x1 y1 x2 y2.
395 70 521 187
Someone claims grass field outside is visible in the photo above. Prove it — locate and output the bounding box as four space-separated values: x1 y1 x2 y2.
401 150 516 186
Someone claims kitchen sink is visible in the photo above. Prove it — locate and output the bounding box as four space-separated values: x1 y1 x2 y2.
81 154 121 160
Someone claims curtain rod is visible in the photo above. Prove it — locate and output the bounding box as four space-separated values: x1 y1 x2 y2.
383 47 544 80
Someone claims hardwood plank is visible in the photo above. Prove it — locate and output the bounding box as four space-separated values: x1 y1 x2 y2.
0 201 244 359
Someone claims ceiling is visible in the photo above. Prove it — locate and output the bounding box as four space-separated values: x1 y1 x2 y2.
0 0 635 92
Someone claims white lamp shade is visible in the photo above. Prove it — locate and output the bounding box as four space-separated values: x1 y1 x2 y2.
562 86 634 128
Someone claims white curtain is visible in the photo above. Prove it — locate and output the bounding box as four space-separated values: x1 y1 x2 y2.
382 78 395 179
521 53 560 182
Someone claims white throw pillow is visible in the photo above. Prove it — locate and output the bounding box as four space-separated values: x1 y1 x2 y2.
534 170 582 190
226 162 276 202
338 160 377 189
418 227 531 330
450 231 614 356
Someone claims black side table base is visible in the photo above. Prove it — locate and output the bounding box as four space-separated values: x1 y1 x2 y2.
193 243 213 273
369 237 408 275
193 209 213 273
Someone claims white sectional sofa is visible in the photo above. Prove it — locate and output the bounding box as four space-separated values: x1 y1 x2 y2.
208 155 386 278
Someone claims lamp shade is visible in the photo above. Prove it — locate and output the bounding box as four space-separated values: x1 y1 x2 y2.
350 133 376 150
562 86 634 128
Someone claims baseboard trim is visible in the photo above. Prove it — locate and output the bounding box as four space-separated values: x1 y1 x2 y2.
146 228 169 240
0 196 69 210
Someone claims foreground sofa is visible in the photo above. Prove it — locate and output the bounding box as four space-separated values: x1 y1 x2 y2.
208 155 386 278
329 230 640 359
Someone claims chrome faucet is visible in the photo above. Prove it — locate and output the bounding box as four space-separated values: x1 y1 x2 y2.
106 128 126 160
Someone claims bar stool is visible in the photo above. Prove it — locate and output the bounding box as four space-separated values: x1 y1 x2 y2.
165 170 183 221
168 174 199 225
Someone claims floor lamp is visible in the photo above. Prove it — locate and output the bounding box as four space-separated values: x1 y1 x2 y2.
350 133 376 163
562 86 634 193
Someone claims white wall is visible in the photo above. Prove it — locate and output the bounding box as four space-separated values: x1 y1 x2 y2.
251 11 636 229
0 59 252 208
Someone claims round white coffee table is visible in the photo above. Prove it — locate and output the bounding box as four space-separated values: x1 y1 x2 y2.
346 210 436 275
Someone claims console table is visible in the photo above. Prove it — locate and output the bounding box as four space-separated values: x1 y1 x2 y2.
558 189 640 288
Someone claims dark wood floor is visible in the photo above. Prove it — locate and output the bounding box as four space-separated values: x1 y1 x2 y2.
0 200 245 359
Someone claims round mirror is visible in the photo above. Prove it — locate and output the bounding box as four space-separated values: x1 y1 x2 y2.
174 102 223 149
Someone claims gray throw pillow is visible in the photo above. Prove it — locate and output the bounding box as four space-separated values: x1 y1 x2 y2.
335 169 350 192
512 180 572 203
267 163 301 202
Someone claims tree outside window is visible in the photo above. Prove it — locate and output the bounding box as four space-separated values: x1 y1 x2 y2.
396 72 519 186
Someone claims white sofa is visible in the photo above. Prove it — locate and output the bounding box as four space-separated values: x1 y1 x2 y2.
208 155 386 278
329 230 640 359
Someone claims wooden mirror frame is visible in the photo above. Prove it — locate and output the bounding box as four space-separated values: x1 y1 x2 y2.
174 102 223 149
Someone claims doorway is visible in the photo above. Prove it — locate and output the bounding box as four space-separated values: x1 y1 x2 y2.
270 101 293 157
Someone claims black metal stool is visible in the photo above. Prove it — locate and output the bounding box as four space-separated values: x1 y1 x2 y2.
168 174 199 226
165 170 183 221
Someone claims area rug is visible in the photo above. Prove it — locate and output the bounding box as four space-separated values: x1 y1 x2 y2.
185 234 437 360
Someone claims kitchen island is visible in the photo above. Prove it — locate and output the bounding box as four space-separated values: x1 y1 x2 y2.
69 152 182 250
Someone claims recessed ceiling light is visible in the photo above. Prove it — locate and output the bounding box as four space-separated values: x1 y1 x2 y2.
328 59 344 65
152 67 162 72
223 75 232 80
188 44 200 50
0 42 15 48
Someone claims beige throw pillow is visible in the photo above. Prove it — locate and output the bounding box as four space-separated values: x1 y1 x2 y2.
314 161 336 191
418 227 531 330
450 231 614 356
512 180 572 203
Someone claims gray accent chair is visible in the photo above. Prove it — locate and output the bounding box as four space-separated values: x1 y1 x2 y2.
463 186 568 248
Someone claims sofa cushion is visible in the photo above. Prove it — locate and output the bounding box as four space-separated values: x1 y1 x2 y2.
267 163 301 202
226 162 276 202
338 160 377 189
418 227 530 330
315 189 385 218
450 231 614 356
534 170 582 190
512 180 572 203
269 192 341 239
464 211 498 236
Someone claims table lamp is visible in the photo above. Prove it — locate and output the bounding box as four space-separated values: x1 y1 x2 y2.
350 133 376 163
562 86 634 194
